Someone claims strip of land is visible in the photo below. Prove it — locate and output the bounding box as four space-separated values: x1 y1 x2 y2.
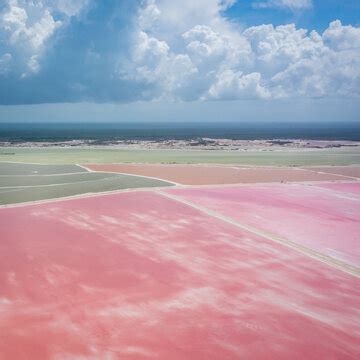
302 165 360 178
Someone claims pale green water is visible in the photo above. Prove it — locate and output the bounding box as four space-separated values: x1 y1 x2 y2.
1 147 360 166
0 161 173 205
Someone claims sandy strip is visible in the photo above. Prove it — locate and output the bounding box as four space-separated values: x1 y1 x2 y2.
302 166 360 179
75 163 92 172
80 164 180 185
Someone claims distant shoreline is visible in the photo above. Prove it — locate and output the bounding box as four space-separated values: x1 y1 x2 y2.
1 138 360 151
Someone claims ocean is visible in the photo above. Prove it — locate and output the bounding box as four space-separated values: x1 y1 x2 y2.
0 122 359 142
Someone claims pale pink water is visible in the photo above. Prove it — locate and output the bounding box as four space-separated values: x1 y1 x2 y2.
166 183 360 266
314 182 360 196
0 191 359 359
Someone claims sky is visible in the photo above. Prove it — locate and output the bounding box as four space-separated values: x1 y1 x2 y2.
0 0 359 122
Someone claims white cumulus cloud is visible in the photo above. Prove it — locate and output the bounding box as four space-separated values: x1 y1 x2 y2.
128 30 197 99
207 70 270 100
323 20 360 51
266 21 360 98
0 0 89 76
1 0 358 104
122 0 360 101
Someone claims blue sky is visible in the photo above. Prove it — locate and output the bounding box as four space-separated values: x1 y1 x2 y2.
0 0 359 122
227 0 360 32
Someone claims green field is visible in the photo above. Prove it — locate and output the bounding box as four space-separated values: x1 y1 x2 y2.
0 162 86 175
0 162 173 205
1 147 360 166
0 172 121 187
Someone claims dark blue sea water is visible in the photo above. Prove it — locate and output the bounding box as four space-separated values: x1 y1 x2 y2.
0 122 359 142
